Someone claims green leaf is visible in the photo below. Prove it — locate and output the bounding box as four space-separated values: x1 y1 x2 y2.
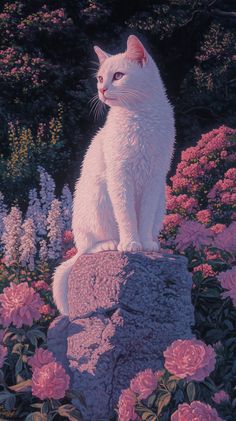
186 382 196 402
157 392 171 416
167 380 177 393
147 393 157 407
9 379 32 392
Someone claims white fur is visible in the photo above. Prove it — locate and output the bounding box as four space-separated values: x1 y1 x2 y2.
53 35 175 315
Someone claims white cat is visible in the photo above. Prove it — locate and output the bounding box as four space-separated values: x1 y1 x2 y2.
53 35 175 315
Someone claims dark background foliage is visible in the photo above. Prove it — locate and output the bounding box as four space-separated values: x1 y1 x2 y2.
0 0 235 207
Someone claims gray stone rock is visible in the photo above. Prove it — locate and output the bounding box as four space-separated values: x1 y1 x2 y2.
48 251 194 421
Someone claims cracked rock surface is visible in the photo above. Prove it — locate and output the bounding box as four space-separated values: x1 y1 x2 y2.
48 251 194 421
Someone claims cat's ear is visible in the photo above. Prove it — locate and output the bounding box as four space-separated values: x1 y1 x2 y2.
125 35 148 66
94 46 110 65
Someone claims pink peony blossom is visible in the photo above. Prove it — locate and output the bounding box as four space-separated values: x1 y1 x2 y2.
164 338 216 381
31 361 70 400
0 282 43 328
28 348 55 371
196 210 211 225
171 401 223 421
212 390 230 404
213 222 236 252
175 221 213 251
193 264 216 278
0 345 7 368
218 266 236 306
117 388 137 421
130 369 158 399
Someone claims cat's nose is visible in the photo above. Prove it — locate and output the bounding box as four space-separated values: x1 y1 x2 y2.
100 88 107 95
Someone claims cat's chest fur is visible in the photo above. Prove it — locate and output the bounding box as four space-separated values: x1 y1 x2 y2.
102 108 162 187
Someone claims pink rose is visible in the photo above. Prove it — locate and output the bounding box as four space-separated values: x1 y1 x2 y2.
212 390 230 404
218 266 236 306
130 369 158 399
28 348 55 371
31 361 70 400
62 230 74 243
164 339 216 381
0 282 43 328
171 401 223 421
118 388 138 421
63 247 77 260
211 224 226 234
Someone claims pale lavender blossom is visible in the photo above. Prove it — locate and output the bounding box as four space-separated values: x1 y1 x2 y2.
60 184 72 230
26 188 46 237
19 218 37 271
39 239 48 262
2 206 22 266
47 199 64 259
38 166 55 216
0 192 7 250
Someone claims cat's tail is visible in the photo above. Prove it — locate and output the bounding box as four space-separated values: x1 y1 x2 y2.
52 251 82 316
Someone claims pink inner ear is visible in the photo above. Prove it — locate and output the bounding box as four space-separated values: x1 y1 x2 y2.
125 35 147 65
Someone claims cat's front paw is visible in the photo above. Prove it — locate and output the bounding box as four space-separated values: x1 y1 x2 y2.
118 240 142 252
141 239 160 252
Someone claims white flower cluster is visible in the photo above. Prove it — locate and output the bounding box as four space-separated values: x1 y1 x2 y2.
19 218 37 271
2 207 22 266
0 167 73 268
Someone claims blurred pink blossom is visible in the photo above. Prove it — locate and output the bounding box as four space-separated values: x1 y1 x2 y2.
213 222 236 252
175 221 213 251
211 224 226 234
31 361 70 400
164 338 216 381
218 266 236 306
0 282 43 328
130 369 158 399
117 388 138 421
171 401 223 421
28 348 55 371
212 390 230 404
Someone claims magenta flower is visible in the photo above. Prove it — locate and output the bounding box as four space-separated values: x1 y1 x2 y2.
0 282 43 328
31 361 70 400
218 266 236 306
164 339 216 381
212 390 230 404
171 401 223 421
39 304 56 316
175 221 213 251
28 348 55 371
0 345 7 368
117 388 138 421
130 369 158 399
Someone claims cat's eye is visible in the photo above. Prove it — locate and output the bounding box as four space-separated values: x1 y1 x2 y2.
113 72 124 81
98 75 103 83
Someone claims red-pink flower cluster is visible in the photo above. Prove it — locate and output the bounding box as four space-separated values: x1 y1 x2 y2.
130 369 161 399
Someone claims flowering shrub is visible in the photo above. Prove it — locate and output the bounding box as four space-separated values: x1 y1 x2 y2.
117 126 236 421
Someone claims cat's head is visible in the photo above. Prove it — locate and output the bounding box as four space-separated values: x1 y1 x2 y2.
94 35 161 109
